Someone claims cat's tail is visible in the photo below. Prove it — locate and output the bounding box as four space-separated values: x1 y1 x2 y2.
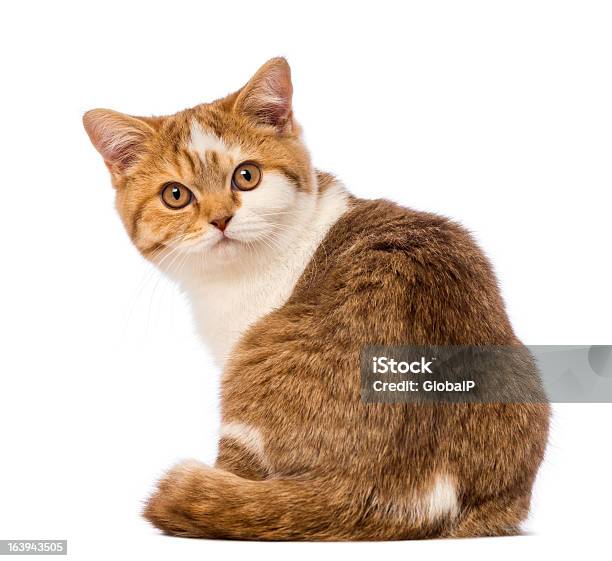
143 460 429 540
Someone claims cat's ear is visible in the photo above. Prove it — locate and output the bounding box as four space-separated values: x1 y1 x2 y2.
83 109 155 176
233 57 294 132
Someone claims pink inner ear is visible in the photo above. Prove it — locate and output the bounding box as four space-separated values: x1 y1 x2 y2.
83 110 150 172
237 59 294 129
100 129 143 169
255 72 292 124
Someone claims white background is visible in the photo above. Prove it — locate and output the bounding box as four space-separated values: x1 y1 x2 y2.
1 1 610 559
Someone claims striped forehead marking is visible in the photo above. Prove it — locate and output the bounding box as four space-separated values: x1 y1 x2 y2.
187 120 241 164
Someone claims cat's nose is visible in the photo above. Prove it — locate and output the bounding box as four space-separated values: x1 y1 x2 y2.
209 215 233 232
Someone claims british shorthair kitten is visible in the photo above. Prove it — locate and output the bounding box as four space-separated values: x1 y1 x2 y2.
83 58 549 540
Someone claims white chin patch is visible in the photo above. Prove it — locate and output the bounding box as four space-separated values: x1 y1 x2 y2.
210 238 242 259
177 230 223 254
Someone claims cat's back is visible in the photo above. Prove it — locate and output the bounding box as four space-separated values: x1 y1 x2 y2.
289 196 515 347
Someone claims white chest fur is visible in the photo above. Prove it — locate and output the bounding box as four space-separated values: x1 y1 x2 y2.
180 183 348 366
188 248 308 364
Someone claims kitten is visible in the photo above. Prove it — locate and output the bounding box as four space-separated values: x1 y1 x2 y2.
83 58 550 540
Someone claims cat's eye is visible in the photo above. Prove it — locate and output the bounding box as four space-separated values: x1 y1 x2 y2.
232 162 262 191
160 182 194 209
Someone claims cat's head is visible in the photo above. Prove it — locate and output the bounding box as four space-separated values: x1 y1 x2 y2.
83 58 317 271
